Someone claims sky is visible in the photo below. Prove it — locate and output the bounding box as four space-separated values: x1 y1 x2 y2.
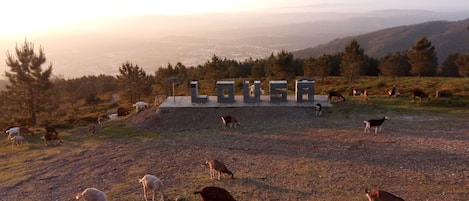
1 0 468 36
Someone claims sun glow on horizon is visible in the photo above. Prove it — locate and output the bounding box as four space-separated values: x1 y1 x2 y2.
0 0 289 36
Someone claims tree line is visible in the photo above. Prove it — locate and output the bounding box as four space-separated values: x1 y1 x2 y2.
1 36 468 127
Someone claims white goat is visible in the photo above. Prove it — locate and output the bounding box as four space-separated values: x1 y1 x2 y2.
9 135 27 146
133 101 149 113
249 84 265 95
76 187 107 201
5 127 20 137
139 174 168 201
109 113 118 120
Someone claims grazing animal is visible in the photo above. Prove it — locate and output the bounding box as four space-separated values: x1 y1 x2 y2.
133 101 150 113
9 135 27 146
388 85 399 99
221 116 240 128
154 95 167 106
412 90 430 102
194 186 236 201
45 126 59 135
76 187 107 201
352 87 365 96
87 123 97 135
206 159 234 180
328 91 345 102
117 107 130 117
108 113 118 120
365 188 405 201
315 103 322 117
43 127 63 146
364 117 389 134
249 84 265 95
138 174 168 201
97 116 108 125
19 127 35 135
5 127 20 136
364 90 369 104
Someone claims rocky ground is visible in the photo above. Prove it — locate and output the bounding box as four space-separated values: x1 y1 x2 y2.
1 106 468 201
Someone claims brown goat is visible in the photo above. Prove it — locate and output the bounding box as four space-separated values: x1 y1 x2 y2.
45 126 58 135
366 188 405 201
328 91 345 102
412 89 430 102
221 116 240 128
117 107 130 117
19 127 35 135
193 186 236 201
206 160 233 180
43 127 63 146
87 123 97 135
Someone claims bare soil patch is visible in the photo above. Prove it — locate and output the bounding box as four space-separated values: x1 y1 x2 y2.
1 106 468 201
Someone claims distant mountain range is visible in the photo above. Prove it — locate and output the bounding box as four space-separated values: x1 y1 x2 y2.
1 10 468 78
292 18 469 62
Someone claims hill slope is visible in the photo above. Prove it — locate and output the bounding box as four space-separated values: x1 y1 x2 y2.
292 18 469 62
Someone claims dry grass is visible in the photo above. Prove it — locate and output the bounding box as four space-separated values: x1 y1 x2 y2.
0 96 468 201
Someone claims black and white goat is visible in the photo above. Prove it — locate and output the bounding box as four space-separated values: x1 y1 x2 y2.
315 103 322 117
364 116 389 134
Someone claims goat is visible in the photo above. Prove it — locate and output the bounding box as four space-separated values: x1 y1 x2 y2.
249 84 265 95
221 116 240 128
352 87 365 96
109 113 118 120
206 159 234 180
9 135 27 146
76 187 107 201
20 127 35 135
388 85 399 99
194 186 236 201
138 174 168 201
5 127 20 137
412 89 430 102
87 123 97 135
133 101 150 113
97 116 108 125
364 117 389 134
364 90 369 104
315 103 322 117
45 126 59 135
117 107 130 117
365 188 405 201
328 91 345 102
43 127 63 146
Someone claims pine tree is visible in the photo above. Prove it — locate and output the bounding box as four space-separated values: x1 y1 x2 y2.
272 50 294 79
340 39 364 83
440 53 461 77
455 54 469 77
2 40 53 126
408 36 438 77
116 61 152 103
378 51 411 76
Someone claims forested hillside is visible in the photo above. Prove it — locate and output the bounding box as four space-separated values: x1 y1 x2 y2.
292 19 469 63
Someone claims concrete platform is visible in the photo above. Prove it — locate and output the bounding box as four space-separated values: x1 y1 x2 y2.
160 95 332 108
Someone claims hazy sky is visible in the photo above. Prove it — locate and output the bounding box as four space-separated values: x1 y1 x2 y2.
1 0 467 36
